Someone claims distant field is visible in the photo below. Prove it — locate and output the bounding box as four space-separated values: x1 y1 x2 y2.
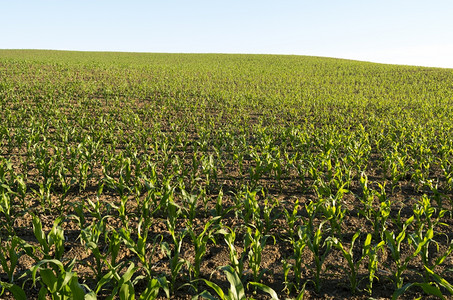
1 50 453 299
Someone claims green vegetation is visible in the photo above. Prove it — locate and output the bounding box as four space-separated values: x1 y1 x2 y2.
1 49 453 299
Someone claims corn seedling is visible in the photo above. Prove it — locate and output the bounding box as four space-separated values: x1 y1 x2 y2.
245 226 275 282
197 265 278 300
329 232 370 294
303 221 332 293
30 259 89 300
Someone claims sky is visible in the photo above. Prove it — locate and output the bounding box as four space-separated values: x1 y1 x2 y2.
1 0 452 68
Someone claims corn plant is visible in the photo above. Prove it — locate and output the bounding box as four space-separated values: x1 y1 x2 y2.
161 232 187 295
223 226 248 281
30 259 90 300
283 198 301 242
187 216 221 281
245 226 274 283
56 163 75 213
392 265 452 300
181 187 199 227
138 276 170 300
260 197 281 235
197 265 278 300
31 179 53 212
32 215 65 260
320 196 346 238
303 221 332 293
358 172 374 220
364 235 385 295
162 199 187 293
329 232 376 294
79 215 109 281
14 174 28 210
0 236 34 284
283 225 306 294
371 183 392 240
0 191 14 234
94 261 139 300
383 216 434 289
239 187 261 226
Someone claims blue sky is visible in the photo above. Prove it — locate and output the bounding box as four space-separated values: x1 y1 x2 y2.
1 0 452 68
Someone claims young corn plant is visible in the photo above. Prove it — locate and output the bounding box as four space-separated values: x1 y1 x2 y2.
320 196 346 238
136 276 169 300
78 161 90 192
329 232 374 294
283 198 301 242
0 191 15 234
358 172 374 221
196 265 278 300
201 153 218 188
384 216 433 289
303 221 332 293
240 187 261 226
31 179 53 212
260 197 281 235
211 189 234 220
32 215 65 260
371 183 392 240
14 174 28 210
122 227 162 281
56 163 76 214
162 200 188 294
181 187 199 227
94 261 139 300
187 216 221 281
223 226 248 281
161 232 187 295
79 215 110 281
364 235 386 295
283 225 306 294
392 265 453 300
104 228 122 271
411 194 448 280
30 259 90 300
0 236 35 284
245 226 275 283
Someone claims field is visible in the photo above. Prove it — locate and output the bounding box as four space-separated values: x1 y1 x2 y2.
1 50 453 299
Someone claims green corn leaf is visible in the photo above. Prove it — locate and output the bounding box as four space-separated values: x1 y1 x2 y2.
221 265 245 300
392 282 445 300
425 266 453 295
69 276 87 299
157 276 170 298
120 282 135 300
38 286 48 299
198 278 226 300
418 283 444 299
96 270 115 294
392 283 413 300
32 215 49 253
248 282 279 300
61 271 76 290
39 268 58 293
121 263 136 284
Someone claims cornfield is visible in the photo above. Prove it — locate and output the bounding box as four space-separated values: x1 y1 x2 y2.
0 50 453 299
